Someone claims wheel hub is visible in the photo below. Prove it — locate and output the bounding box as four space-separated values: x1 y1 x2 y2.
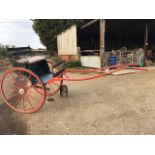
18 88 25 95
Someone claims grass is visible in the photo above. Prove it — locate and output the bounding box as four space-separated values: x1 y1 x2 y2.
64 61 81 68
47 56 85 69
47 55 59 63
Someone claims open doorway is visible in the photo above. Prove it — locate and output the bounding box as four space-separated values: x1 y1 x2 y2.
104 19 155 67
77 20 101 68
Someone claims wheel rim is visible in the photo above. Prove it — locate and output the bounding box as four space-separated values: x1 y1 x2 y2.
45 75 63 96
1 67 46 113
47 60 63 96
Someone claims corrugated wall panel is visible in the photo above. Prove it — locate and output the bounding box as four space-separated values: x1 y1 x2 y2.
57 25 77 55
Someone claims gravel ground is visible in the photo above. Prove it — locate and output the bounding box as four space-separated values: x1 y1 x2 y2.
1 69 155 135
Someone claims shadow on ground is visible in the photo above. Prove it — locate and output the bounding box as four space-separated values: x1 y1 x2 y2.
0 103 27 135
0 65 27 135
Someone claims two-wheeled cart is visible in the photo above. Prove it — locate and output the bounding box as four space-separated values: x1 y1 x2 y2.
0 47 147 113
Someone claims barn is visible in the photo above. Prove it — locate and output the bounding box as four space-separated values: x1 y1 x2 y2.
57 19 155 68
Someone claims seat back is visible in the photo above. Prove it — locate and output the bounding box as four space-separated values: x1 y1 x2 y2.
27 60 50 77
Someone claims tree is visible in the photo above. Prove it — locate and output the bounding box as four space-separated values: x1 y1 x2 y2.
32 19 85 55
0 44 7 57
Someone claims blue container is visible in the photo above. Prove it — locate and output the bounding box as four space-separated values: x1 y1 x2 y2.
110 56 117 66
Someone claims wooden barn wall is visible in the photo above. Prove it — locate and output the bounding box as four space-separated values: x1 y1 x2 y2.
57 25 78 56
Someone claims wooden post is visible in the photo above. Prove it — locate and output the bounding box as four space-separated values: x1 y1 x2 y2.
144 23 148 45
144 23 148 55
100 19 105 68
144 23 149 66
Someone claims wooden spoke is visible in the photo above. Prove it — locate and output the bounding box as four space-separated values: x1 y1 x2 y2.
3 79 20 90
24 93 34 109
26 91 41 103
53 82 59 87
49 85 56 92
23 74 32 89
22 95 25 112
6 92 19 101
13 95 22 108
10 73 21 88
45 76 63 96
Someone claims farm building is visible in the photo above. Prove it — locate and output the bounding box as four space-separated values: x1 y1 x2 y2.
57 19 155 68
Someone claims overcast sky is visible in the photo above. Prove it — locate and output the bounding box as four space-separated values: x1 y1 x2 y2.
0 19 45 49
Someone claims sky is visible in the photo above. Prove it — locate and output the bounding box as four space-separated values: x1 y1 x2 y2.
0 19 45 49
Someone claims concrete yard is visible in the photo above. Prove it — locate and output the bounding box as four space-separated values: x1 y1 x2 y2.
1 69 155 134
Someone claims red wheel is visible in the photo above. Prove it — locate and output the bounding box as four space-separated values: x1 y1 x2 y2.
45 75 63 96
0 67 46 113
47 60 61 72
46 60 63 96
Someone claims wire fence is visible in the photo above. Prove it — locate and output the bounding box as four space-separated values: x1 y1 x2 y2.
103 48 144 67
